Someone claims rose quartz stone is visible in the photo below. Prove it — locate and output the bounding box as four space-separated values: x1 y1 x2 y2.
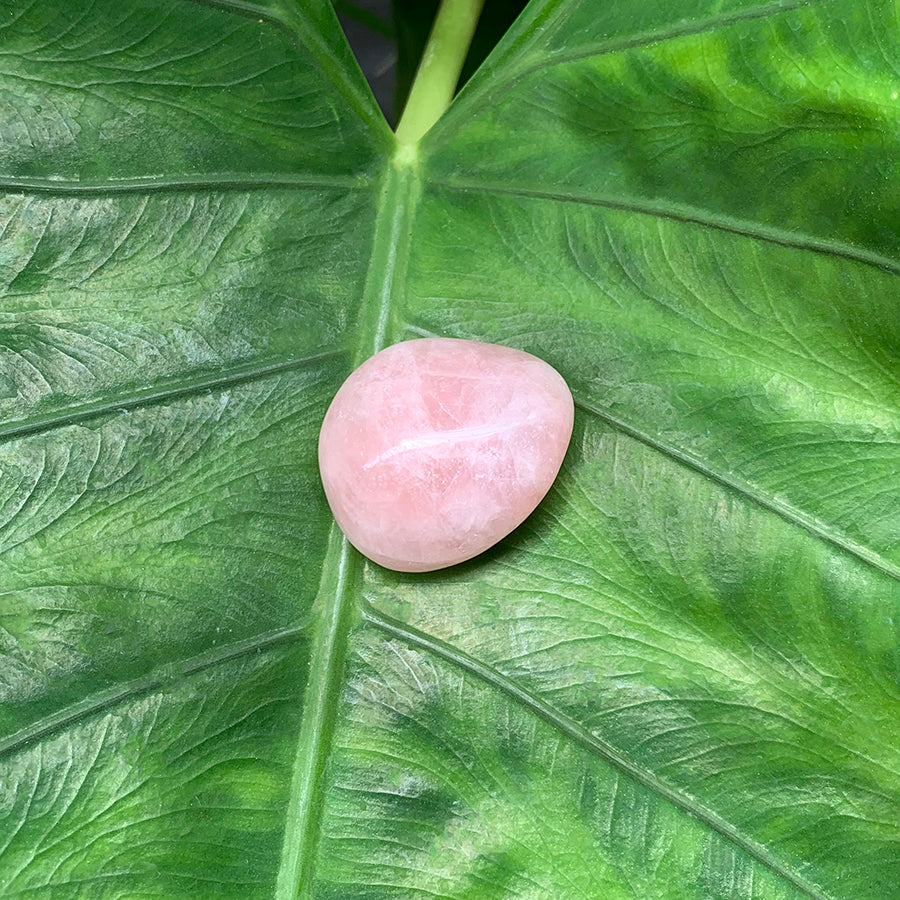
318 338 574 572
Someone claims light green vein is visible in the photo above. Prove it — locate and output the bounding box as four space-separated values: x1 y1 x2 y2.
430 178 900 275
0 350 343 445
256 0 391 144
355 155 421 361
0 624 307 761
361 601 829 900
188 0 278 19
274 147 423 899
176 0 390 154
573 395 900 583
0 173 374 197
492 0 821 89
429 0 823 147
275 530 358 900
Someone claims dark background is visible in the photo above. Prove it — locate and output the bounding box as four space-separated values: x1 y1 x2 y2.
335 0 529 125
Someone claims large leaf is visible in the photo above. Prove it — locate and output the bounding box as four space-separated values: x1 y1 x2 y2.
1 0 899 897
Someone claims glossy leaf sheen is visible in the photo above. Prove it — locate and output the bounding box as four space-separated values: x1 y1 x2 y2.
0 0 898 898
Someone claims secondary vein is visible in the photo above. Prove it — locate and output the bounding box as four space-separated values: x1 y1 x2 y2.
428 0 824 148
0 625 307 760
573 395 900 584
430 178 900 276
361 601 830 900
0 350 343 445
0 173 374 197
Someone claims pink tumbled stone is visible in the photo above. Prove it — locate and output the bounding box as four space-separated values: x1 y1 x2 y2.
318 338 574 572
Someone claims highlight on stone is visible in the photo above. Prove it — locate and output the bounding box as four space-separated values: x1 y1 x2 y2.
318 337 575 573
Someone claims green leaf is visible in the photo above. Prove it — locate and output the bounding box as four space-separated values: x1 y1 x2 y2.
1 0 898 898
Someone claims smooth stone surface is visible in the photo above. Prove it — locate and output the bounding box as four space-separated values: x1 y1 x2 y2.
318 338 574 572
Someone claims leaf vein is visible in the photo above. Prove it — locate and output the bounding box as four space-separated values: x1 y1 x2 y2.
430 179 900 275
0 173 373 197
433 0 826 143
572 394 900 584
0 349 343 446
0 626 305 761
362 602 830 900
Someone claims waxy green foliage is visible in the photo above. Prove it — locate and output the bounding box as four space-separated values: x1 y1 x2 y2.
1 0 899 897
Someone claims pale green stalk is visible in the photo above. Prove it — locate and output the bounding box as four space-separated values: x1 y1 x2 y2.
394 0 486 148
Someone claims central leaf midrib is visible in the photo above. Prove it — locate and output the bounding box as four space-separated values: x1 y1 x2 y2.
274 532 357 899
274 152 420 897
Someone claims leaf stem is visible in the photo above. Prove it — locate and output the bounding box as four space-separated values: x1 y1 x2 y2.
394 0 486 147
